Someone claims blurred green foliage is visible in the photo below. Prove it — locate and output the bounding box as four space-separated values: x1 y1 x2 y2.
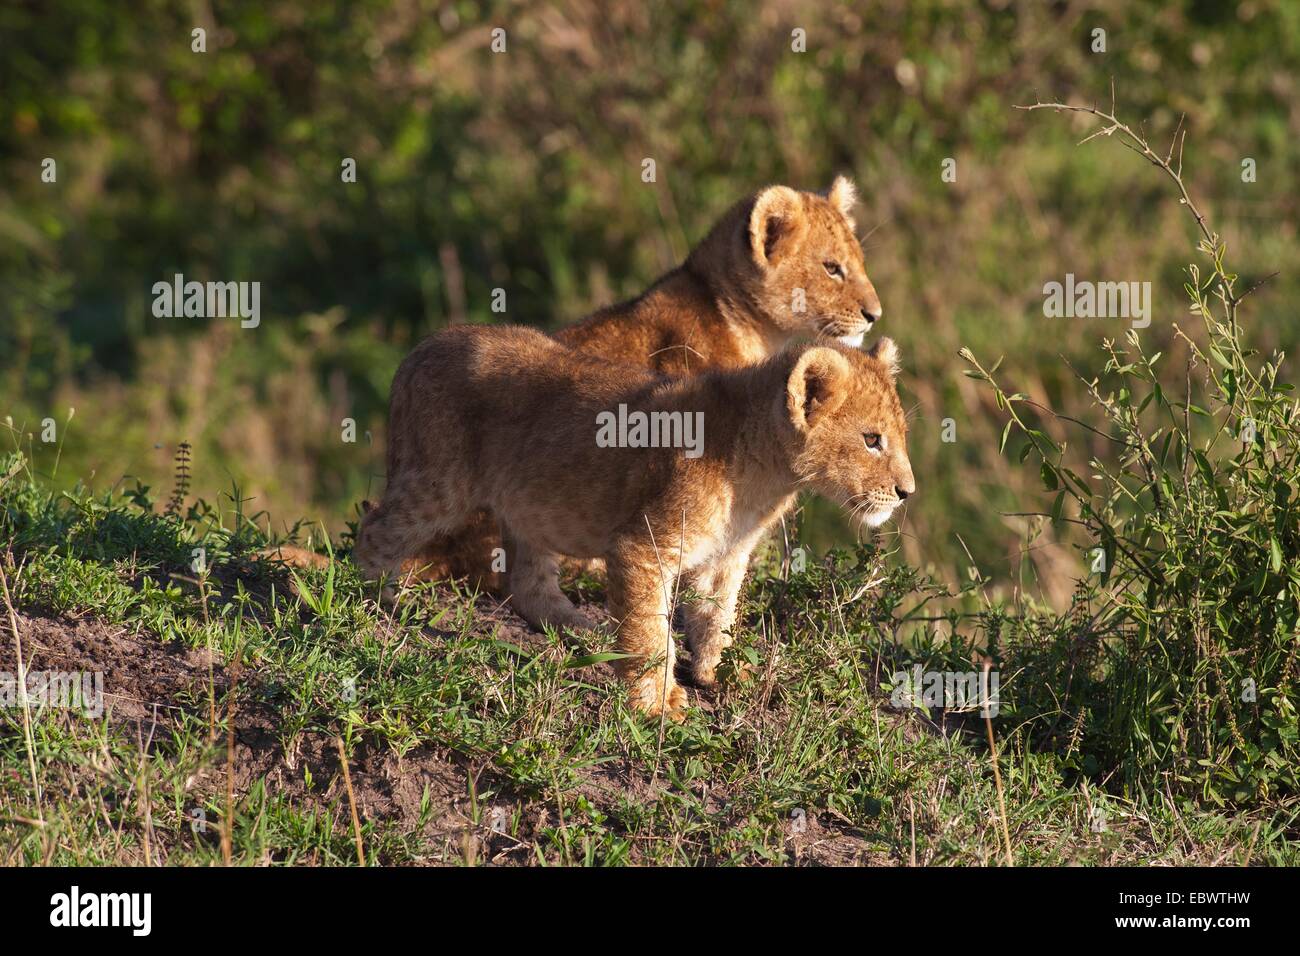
2 0 1298 603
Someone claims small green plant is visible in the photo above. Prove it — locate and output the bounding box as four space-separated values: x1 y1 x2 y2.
165 440 192 517
963 97 1300 806
289 527 338 620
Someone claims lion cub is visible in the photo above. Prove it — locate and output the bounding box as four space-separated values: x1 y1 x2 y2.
355 325 914 719
554 176 883 370
409 177 884 590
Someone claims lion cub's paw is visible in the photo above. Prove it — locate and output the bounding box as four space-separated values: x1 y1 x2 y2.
694 658 756 688
629 676 689 722
690 662 718 688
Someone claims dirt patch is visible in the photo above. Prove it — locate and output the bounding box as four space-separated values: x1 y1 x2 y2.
2 606 896 865
0 608 526 863
0 611 223 727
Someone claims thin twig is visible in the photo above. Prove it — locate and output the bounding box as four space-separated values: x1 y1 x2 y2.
335 736 367 866
222 651 241 865
983 662 1014 866
136 707 159 865
643 514 676 776
0 559 42 822
1014 97 1214 245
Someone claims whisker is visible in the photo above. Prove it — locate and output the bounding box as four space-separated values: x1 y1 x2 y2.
858 218 892 246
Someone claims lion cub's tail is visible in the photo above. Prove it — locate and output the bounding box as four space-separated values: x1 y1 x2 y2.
258 543 332 570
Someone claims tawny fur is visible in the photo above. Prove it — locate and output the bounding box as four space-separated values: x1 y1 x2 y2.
402 177 885 594
354 325 914 719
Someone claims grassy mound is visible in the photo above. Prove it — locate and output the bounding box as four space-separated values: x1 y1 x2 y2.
0 463 1292 865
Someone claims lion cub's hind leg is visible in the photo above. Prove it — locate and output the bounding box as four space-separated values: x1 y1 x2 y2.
505 535 591 634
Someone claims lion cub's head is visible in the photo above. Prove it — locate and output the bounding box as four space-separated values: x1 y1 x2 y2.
782 338 914 528
689 177 883 348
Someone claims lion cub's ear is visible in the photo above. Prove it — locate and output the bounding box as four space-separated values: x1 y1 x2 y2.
826 175 858 228
749 186 808 268
787 347 852 431
867 336 901 380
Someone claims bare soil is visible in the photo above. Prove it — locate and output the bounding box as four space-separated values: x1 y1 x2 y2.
1 606 892 865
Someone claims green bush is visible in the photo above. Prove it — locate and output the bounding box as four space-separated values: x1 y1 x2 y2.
964 104 1299 806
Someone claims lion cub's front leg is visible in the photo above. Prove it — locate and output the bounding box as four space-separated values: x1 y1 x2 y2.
605 544 687 720
683 545 754 687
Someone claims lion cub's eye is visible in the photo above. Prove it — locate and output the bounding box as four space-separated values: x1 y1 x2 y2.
863 432 882 450
823 261 844 280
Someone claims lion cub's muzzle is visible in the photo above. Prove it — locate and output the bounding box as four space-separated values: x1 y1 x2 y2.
820 314 876 349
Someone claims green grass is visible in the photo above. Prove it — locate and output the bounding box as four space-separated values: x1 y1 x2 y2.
1 463 1294 866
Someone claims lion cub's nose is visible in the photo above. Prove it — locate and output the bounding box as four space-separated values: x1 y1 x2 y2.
861 306 880 325
895 486 911 501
